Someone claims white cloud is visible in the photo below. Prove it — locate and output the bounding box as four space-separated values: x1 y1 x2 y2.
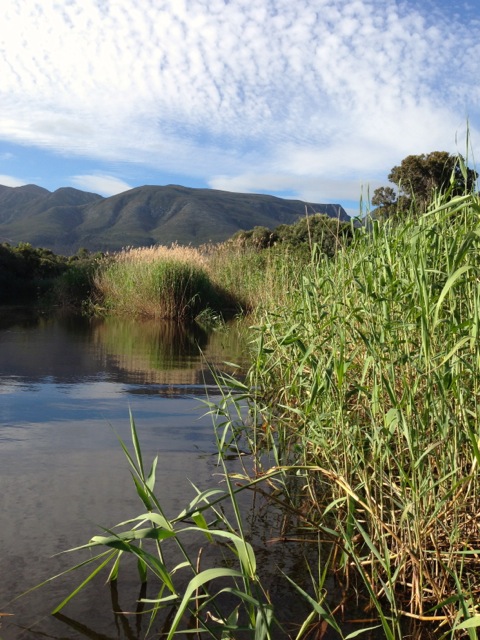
209 172 383 205
0 174 26 188
0 0 479 201
70 174 132 196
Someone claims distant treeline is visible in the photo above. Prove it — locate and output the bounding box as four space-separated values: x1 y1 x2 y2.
0 242 100 305
0 214 354 308
229 212 354 256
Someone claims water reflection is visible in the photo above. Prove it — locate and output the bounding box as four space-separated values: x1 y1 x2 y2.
0 310 248 389
53 582 149 640
0 309 250 640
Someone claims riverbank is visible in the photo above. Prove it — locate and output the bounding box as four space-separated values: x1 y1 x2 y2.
233 189 480 637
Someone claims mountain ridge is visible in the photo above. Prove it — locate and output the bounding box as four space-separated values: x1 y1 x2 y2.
0 183 349 254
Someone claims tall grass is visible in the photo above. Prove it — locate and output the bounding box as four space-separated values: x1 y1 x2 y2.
204 241 307 314
93 245 225 319
92 242 308 319
35 189 480 637
232 190 480 636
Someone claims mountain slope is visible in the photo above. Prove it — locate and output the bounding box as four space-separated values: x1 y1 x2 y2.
0 183 349 254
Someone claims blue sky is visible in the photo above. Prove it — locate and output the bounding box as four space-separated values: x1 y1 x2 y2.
0 0 479 216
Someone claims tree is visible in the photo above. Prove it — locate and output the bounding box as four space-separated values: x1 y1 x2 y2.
372 151 478 218
371 186 397 219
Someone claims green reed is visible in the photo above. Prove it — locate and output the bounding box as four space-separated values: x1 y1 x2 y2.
34 185 480 638
234 190 480 637
93 253 223 319
91 241 308 320
29 411 277 639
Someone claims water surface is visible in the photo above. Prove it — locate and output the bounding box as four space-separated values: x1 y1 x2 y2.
0 310 252 639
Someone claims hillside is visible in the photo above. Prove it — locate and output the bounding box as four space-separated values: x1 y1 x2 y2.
0 183 349 254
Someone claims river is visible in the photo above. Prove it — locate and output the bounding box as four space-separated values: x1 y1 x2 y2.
0 309 263 639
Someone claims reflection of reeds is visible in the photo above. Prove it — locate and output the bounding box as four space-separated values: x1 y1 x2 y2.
91 316 249 386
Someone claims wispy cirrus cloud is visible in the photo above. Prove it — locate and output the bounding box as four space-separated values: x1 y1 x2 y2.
0 0 479 203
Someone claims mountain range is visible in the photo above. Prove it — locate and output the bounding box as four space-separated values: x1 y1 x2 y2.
0 183 349 254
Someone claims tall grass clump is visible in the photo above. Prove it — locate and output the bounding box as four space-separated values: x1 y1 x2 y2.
228 189 480 636
204 241 306 314
93 241 313 319
93 245 226 320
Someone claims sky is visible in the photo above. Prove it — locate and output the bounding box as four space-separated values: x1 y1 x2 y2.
0 0 479 216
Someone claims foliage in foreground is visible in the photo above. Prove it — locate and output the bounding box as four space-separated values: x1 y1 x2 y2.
30 413 278 639
15 173 480 637
44 189 480 639
229 188 480 638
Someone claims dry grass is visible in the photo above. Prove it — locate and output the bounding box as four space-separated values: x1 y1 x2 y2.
113 243 210 268
93 241 306 318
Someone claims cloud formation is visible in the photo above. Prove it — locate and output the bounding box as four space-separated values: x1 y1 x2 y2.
70 174 133 196
0 0 479 203
0 174 26 188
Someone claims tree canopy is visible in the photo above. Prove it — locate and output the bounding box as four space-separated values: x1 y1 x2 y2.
372 151 478 218
230 213 353 257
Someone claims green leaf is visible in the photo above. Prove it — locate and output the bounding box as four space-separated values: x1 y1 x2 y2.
192 511 214 542
346 626 382 639
175 487 226 521
90 526 176 545
255 604 274 640
137 556 147 584
166 568 244 640
206 529 256 578
433 265 471 327
280 571 343 636
52 550 119 614
146 455 158 493
455 616 480 630
129 408 145 477
117 512 173 531
131 473 153 511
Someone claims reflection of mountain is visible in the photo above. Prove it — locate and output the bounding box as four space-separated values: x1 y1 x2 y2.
0 311 248 389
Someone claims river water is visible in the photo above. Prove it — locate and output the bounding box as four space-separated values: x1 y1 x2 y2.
0 309 265 639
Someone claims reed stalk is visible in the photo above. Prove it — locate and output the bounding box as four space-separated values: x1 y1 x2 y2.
233 190 480 636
